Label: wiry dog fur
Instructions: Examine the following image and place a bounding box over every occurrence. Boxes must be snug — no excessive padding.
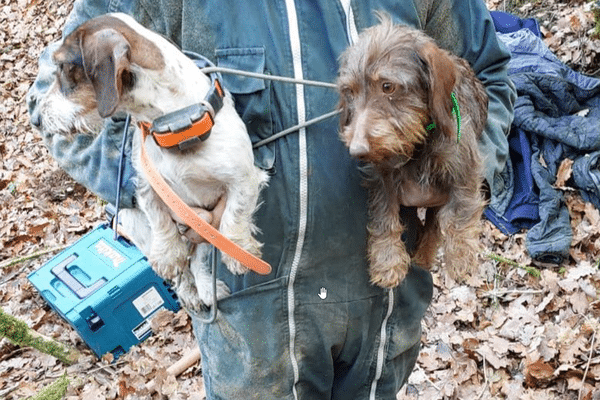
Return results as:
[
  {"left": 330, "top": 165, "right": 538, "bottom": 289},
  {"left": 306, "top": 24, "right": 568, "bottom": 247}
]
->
[
  {"left": 337, "top": 15, "right": 488, "bottom": 288},
  {"left": 31, "top": 13, "right": 268, "bottom": 309}
]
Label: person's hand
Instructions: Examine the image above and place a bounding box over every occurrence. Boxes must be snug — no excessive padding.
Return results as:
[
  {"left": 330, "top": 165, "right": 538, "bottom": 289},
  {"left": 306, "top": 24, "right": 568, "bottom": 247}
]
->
[
  {"left": 171, "top": 195, "right": 227, "bottom": 244},
  {"left": 399, "top": 179, "right": 449, "bottom": 208}
]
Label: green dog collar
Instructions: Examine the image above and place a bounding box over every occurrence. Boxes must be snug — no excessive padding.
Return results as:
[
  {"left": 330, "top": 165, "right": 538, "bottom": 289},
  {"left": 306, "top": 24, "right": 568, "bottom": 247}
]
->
[{"left": 426, "top": 92, "right": 462, "bottom": 143}]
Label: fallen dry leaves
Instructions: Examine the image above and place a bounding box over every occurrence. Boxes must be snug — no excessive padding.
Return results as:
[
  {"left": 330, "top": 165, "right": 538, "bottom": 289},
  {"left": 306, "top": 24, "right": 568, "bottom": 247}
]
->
[
  {"left": 1, "top": 0, "right": 600, "bottom": 399},
  {"left": 488, "top": 0, "right": 600, "bottom": 76}
]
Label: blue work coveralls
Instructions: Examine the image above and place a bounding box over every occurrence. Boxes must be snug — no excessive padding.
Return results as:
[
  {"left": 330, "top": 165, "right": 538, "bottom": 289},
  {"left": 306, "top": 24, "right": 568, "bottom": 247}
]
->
[{"left": 28, "top": 0, "right": 515, "bottom": 398}]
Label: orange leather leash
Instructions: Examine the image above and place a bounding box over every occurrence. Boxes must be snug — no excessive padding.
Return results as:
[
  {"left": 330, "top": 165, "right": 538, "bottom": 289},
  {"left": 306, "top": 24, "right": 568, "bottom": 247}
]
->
[{"left": 138, "top": 121, "right": 272, "bottom": 275}]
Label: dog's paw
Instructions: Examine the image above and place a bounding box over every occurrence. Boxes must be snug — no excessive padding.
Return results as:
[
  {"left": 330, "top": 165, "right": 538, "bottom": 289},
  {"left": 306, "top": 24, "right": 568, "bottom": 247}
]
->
[
  {"left": 443, "top": 243, "right": 480, "bottom": 283},
  {"left": 368, "top": 234, "right": 412, "bottom": 288},
  {"left": 149, "top": 256, "right": 185, "bottom": 281},
  {"left": 173, "top": 276, "right": 230, "bottom": 310},
  {"left": 412, "top": 245, "right": 438, "bottom": 269},
  {"left": 196, "top": 278, "right": 231, "bottom": 307},
  {"left": 440, "top": 220, "right": 483, "bottom": 282},
  {"left": 369, "top": 245, "right": 412, "bottom": 288},
  {"left": 169, "top": 269, "right": 200, "bottom": 310},
  {"left": 148, "top": 243, "right": 188, "bottom": 280},
  {"left": 176, "top": 287, "right": 204, "bottom": 311},
  {"left": 221, "top": 254, "right": 250, "bottom": 275},
  {"left": 369, "top": 260, "right": 410, "bottom": 288}
]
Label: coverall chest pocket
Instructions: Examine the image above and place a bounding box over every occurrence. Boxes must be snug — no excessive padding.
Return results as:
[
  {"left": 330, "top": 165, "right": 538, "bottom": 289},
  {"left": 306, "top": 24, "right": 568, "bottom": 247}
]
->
[{"left": 215, "top": 47, "right": 275, "bottom": 173}]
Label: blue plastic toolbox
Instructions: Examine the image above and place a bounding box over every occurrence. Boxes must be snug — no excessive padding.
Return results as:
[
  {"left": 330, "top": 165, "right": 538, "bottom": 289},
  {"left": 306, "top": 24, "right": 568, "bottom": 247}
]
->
[{"left": 28, "top": 223, "right": 180, "bottom": 360}]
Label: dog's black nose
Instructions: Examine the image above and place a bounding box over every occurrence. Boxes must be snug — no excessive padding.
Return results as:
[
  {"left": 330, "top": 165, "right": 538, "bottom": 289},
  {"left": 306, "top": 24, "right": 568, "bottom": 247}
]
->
[
  {"left": 27, "top": 92, "right": 43, "bottom": 129},
  {"left": 29, "top": 110, "right": 42, "bottom": 129}
]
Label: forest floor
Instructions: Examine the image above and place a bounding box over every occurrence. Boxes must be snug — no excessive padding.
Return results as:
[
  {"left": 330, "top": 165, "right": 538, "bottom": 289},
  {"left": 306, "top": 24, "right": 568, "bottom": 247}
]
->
[{"left": 1, "top": 0, "right": 600, "bottom": 399}]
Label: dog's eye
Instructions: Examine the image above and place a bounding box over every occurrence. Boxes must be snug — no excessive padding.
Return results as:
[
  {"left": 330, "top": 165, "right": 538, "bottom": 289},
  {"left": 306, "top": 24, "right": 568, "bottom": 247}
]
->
[
  {"left": 341, "top": 87, "right": 354, "bottom": 100},
  {"left": 381, "top": 82, "right": 396, "bottom": 95},
  {"left": 57, "top": 63, "right": 85, "bottom": 95}
]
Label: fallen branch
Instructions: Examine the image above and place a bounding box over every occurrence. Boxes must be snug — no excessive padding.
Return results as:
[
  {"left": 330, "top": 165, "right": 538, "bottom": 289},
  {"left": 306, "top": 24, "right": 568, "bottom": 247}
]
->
[
  {"left": 146, "top": 346, "right": 201, "bottom": 392},
  {"left": 476, "top": 355, "right": 489, "bottom": 400},
  {"left": 579, "top": 330, "right": 596, "bottom": 400},
  {"left": 483, "top": 289, "right": 545, "bottom": 298},
  {"left": 0, "top": 307, "right": 79, "bottom": 365},
  {"left": 0, "top": 245, "right": 68, "bottom": 270},
  {"left": 486, "top": 253, "right": 541, "bottom": 278},
  {"left": 26, "top": 373, "right": 70, "bottom": 400}
]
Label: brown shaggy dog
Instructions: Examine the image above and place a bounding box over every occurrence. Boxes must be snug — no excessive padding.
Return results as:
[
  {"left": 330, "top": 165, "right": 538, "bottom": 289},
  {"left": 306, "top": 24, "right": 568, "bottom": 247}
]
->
[{"left": 337, "top": 15, "right": 488, "bottom": 288}]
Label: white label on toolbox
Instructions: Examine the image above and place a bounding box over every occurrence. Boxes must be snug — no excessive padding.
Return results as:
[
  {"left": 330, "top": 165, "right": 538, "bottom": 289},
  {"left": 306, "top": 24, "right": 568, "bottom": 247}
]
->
[
  {"left": 132, "top": 319, "right": 152, "bottom": 340},
  {"left": 133, "top": 287, "right": 164, "bottom": 318},
  {"left": 131, "top": 307, "right": 166, "bottom": 340},
  {"left": 95, "top": 239, "right": 126, "bottom": 269}
]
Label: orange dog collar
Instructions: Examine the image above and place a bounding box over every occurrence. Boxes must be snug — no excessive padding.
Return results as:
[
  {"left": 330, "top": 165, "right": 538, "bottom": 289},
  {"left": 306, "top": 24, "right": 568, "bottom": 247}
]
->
[{"left": 146, "top": 77, "right": 224, "bottom": 150}]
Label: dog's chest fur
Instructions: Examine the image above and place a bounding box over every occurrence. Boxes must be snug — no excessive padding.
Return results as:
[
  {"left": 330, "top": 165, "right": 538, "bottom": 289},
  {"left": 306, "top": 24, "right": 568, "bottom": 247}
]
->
[{"left": 133, "top": 98, "right": 255, "bottom": 209}]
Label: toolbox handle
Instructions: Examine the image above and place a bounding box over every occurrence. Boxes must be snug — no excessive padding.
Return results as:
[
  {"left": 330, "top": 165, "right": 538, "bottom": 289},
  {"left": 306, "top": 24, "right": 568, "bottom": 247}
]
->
[{"left": 51, "top": 254, "right": 107, "bottom": 299}]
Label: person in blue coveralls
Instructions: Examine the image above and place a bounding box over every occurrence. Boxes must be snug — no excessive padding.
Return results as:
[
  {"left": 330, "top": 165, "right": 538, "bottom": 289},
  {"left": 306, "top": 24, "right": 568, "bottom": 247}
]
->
[{"left": 28, "top": 0, "right": 515, "bottom": 398}]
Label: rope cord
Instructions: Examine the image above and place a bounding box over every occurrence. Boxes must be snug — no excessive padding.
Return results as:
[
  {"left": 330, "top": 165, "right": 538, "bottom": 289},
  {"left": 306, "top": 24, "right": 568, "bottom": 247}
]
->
[
  {"left": 252, "top": 110, "right": 341, "bottom": 148},
  {"left": 114, "top": 113, "right": 131, "bottom": 240},
  {"left": 200, "top": 66, "right": 338, "bottom": 89},
  {"left": 200, "top": 66, "right": 341, "bottom": 148}
]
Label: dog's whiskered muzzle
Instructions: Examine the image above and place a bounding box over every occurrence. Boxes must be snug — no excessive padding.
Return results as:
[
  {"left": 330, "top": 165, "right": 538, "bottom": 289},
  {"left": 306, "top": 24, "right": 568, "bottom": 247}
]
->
[
  {"left": 30, "top": 110, "right": 42, "bottom": 130},
  {"left": 349, "top": 139, "right": 370, "bottom": 158},
  {"left": 28, "top": 92, "right": 43, "bottom": 130}
]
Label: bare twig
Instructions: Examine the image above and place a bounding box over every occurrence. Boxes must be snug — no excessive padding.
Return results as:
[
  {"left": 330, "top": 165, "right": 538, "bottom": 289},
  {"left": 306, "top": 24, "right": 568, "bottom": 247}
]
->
[
  {"left": 579, "top": 331, "right": 596, "bottom": 400},
  {"left": 477, "top": 356, "right": 489, "bottom": 400},
  {"left": 426, "top": 374, "right": 441, "bottom": 392},
  {"left": 85, "top": 360, "right": 128, "bottom": 376},
  {"left": 0, "top": 245, "right": 68, "bottom": 270},
  {"left": 486, "top": 253, "right": 541, "bottom": 278},
  {"left": 484, "top": 289, "right": 545, "bottom": 298}
]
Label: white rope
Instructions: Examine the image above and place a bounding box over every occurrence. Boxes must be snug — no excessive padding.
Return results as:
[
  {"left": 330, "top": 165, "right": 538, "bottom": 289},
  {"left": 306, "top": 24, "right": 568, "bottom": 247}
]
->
[
  {"left": 252, "top": 110, "right": 341, "bottom": 148},
  {"left": 200, "top": 66, "right": 338, "bottom": 89},
  {"left": 200, "top": 66, "right": 341, "bottom": 148}
]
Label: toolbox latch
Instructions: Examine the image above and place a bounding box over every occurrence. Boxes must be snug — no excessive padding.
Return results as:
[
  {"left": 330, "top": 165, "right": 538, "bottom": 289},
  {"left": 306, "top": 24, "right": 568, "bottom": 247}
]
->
[{"left": 85, "top": 310, "right": 105, "bottom": 332}]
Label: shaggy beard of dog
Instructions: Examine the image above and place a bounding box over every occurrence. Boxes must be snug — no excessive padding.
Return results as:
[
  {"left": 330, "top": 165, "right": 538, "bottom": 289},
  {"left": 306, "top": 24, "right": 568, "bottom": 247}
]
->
[{"left": 337, "top": 14, "right": 488, "bottom": 288}]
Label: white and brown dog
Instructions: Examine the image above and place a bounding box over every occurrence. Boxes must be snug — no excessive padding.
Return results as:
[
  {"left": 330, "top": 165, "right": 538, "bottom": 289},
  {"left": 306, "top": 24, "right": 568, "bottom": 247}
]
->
[{"left": 30, "top": 13, "right": 268, "bottom": 309}]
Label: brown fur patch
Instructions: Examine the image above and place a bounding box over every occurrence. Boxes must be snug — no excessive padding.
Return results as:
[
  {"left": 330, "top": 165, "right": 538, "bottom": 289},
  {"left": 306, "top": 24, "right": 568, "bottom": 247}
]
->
[{"left": 52, "top": 15, "right": 166, "bottom": 117}]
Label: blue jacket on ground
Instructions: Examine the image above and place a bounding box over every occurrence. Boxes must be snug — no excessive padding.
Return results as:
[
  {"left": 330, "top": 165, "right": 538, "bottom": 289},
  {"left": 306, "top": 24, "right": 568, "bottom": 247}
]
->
[
  {"left": 484, "top": 18, "right": 600, "bottom": 263},
  {"left": 28, "top": 1, "right": 515, "bottom": 398}
]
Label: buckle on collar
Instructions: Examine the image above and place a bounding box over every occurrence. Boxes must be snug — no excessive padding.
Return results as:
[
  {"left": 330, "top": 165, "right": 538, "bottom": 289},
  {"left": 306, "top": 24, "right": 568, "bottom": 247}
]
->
[{"left": 148, "top": 77, "right": 224, "bottom": 151}]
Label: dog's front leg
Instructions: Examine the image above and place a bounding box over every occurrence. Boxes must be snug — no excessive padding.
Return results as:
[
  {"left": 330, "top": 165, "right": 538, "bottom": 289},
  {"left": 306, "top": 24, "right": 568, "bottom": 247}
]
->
[
  {"left": 366, "top": 178, "right": 412, "bottom": 288},
  {"left": 437, "top": 185, "right": 485, "bottom": 282},
  {"left": 218, "top": 178, "right": 265, "bottom": 275},
  {"left": 188, "top": 244, "right": 231, "bottom": 307},
  {"left": 135, "top": 180, "right": 189, "bottom": 282}
]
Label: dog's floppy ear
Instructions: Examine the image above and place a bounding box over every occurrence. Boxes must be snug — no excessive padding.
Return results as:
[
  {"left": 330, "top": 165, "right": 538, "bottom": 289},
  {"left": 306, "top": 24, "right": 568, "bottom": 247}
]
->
[
  {"left": 418, "top": 42, "right": 457, "bottom": 139},
  {"left": 53, "top": 34, "right": 84, "bottom": 66},
  {"left": 79, "top": 28, "right": 131, "bottom": 118}
]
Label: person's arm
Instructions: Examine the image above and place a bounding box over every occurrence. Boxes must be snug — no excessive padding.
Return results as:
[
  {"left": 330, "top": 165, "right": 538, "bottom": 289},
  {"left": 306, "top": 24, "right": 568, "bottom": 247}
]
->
[
  {"left": 26, "top": 0, "right": 137, "bottom": 207},
  {"left": 423, "top": 0, "right": 517, "bottom": 196}
]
